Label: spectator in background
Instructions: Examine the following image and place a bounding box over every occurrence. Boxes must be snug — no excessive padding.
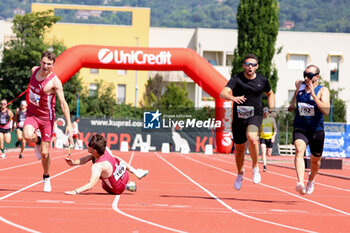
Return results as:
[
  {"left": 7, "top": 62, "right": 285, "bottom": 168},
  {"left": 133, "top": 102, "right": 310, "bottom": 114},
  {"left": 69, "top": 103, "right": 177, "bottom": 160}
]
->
[
  {"left": 259, "top": 107, "right": 277, "bottom": 171},
  {"left": 14, "top": 100, "right": 28, "bottom": 158},
  {"left": 71, "top": 118, "right": 80, "bottom": 148},
  {"left": 0, "top": 99, "right": 14, "bottom": 158}
]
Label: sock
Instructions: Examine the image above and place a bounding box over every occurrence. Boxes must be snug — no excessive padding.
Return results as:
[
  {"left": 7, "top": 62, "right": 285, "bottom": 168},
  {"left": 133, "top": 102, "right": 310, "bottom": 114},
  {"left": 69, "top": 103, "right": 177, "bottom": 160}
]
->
[
  {"left": 36, "top": 136, "right": 41, "bottom": 145},
  {"left": 43, "top": 174, "right": 50, "bottom": 179},
  {"left": 129, "top": 167, "right": 136, "bottom": 174}
]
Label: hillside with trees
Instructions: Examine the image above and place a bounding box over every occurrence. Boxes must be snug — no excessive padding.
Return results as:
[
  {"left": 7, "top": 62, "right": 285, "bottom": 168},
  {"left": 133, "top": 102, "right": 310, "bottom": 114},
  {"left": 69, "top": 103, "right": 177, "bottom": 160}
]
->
[{"left": 0, "top": 0, "right": 349, "bottom": 33}]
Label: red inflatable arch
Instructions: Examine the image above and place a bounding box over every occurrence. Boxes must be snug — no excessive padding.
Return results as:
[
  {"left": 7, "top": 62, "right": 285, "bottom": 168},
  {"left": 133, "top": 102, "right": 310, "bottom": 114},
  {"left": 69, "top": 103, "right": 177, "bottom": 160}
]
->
[{"left": 53, "top": 45, "right": 233, "bottom": 153}]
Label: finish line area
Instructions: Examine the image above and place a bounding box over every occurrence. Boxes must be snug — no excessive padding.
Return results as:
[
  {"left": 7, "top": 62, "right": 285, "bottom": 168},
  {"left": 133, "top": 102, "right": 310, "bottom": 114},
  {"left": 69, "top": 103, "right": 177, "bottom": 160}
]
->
[{"left": 1, "top": 149, "right": 349, "bottom": 233}]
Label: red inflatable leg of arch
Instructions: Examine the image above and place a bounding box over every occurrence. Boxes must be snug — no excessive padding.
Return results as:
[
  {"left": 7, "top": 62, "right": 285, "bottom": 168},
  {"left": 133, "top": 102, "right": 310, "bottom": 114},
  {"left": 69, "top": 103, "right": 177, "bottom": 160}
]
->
[{"left": 53, "top": 45, "right": 233, "bottom": 153}]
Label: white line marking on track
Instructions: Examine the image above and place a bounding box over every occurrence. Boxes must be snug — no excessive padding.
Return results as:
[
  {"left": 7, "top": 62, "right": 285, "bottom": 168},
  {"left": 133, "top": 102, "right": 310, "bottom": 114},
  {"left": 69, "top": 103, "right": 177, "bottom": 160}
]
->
[
  {"left": 36, "top": 200, "right": 75, "bottom": 204},
  {"left": 0, "top": 166, "right": 80, "bottom": 232},
  {"left": 155, "top": 152, "right": 317, "bottom": 233},
  {"left": 195, "top": 153, "right": 350, "bottom": 192},
  {"left": 128, "top": 151, "right": 135, "bottom": 164},
  {"left": 0, "top": 216, "right": 41, "bottom": 233},
  {"left": 0, "top": 151, "right": 86, "bottom": 172},
  {"left": 178, "top": 153, "right": 350, "bottom": 217},
  {"left": 112, "top": 195, "right": 187, "bottom": 233}
]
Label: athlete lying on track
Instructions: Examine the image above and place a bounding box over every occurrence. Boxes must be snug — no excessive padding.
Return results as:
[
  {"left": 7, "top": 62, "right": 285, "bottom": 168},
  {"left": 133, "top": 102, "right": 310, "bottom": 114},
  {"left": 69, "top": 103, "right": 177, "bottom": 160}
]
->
[{"left": 64, "top": 134, "right": 148, "bottom": 195}]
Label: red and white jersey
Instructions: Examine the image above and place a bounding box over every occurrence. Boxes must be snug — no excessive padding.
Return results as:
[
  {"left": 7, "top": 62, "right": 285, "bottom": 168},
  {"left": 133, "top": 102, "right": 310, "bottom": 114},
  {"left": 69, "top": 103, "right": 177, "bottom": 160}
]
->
[
  {"left": 27, "top": 68, "right": 56, "bottom": 121},
  {"left": 94, "top": 147, "right": 128, "bottom": 194},
  {"left": 0, "top": 109, "right": 11, "bottom": 129}
]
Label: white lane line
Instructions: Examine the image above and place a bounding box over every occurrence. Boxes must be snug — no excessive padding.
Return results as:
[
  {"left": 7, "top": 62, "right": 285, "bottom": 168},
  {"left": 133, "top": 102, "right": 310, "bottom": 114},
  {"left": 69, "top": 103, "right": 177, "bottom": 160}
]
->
[
  {"left": 128, "top": 151, "right": 135, "bottom": 165},
  {"left": 156, "top": 152, "right": 316, "bottom": 233},
  {"left": 178, "top": 153, "right": 350, "bottom": 216},
  {"left": 112, "top": 151, "right": 187, "bottom": 232},
  {"left": 0, "top": 166, "right": 79, "bottom": 201},
  {"left": 0, "top": 216, "right": 41, "bottom": 233},
  {"left": 112, "top": 195, "right": 187, "bottom": 233},
  {"left": 0, "top": 151, "right": 86, "bottom": 172},
  {"left": 195, "top": 153, "right": 350, "bottom": 192},
  {"left": 0, "top": 166, "right": 80, "bottom": 233}
]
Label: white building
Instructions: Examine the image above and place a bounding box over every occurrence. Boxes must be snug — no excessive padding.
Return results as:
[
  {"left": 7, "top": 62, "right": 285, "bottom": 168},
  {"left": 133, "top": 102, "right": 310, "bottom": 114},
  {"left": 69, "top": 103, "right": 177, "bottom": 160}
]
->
[
  {"left": 149, "top": 27, "right": 350, "bottom": 123},
  {"left": 1, "top": 20, "right": 349, "bottom": 122}
]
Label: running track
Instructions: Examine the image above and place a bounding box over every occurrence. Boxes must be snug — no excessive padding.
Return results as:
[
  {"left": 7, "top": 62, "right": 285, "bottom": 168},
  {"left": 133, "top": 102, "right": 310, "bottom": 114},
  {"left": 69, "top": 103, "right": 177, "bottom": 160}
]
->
[{"left": 1, "top": 149, "right": 349, "bottom": 233}]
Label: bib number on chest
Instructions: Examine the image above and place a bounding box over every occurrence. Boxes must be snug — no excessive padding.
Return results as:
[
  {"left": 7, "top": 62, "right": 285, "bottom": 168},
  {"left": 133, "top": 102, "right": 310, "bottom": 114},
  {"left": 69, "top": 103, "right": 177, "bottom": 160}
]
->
[
  {"left": 29, "top": 90, "right": 41, "bottom": 106},
  {"left": 0, "top": 115, "right": 7, "bottom": 125},
  {"left": 298, "top": 102, "right": 315, "bottom": 116},
  {"left": 237, "top": 106, "right": 254, "bottom": 119},
  {"left": 113, "top": 162, "right": 126, "bottom": 181}
]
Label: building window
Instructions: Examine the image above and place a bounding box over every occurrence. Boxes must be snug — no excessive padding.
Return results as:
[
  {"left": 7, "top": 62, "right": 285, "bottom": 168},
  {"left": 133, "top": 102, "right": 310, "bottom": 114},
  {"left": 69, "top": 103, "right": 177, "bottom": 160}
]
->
[
  {"left": 90, "top": 68, "right": 99, "bottom": 74},
  {"left": 287, "top": 54, "right": 309, "bottom": 70},
  {"left": 117, "top": 70, "right": 127, "bottom": 76},
  {"left": 89, "top": 83, "right": 98, "bottom": 96},
  {"left": 226, "top": 53, "right": 234, "bottom": 66},
  {"left": 203, "top": 51, "right": 223, "bottom": 66},
  {"left": 329, "top": 55, "right": 342, "bottom": 82},
  {"left": 117, "top": 84, "right": 126, "bottom": 104}
]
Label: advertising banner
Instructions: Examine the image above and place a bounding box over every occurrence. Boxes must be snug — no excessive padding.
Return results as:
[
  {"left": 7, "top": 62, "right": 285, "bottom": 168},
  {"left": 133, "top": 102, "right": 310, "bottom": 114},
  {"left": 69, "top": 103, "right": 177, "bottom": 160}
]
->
[
  {"left": 61, "top": 117, "right": 220, "bottom": 153},
  {"left": 322, "top": 122, "right": 350, "bottom": 158}
]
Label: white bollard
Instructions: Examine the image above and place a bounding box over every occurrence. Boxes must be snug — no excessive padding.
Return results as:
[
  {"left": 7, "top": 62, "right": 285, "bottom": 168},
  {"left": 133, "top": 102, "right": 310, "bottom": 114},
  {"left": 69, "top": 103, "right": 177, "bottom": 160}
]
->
[
  {"left": 161, "top": 143, "right": 170, "bottom": 153},
  {"left": 204, "top": 144, "right": 213, "bottom": 155},
  {"left": 180, "top": 144, "right": 190, "bottom": 154},
  {"left": 77, "top": 140, "right": 83, "bottom": 149},
  {"left": 55, "top": 139, "right": 63, "bottom": 149},
  {"left": 120, "top": 141, "right": 129, "bottom": 152},
  {"left": 140, "top": 142, "right": 149, "bottom": 153}
]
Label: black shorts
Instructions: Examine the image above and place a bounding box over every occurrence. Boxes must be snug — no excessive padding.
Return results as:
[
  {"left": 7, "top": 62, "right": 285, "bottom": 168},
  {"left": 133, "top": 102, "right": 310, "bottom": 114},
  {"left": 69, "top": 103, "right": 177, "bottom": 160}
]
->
[
  {"left": 0, "top": 128, "right": 11, "bottom": 134},
  {"left": 16, "top": 127, "right": 23, "bottom": 132},
  {"left": 233, "top": 114, "right": 263, "bottom": 144},
  {"left": 293, "top": 129, "right": 325, "bottom": 157},
  {"left": 260, "top": 138, "right": 273, "bottom": 148}
]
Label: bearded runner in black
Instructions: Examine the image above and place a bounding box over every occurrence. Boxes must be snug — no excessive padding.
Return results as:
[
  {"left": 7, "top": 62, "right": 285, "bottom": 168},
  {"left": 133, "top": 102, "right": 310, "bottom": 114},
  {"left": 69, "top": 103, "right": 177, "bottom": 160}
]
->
[{"left": 220, "top": 54, "right": 275, "bottom": 191}]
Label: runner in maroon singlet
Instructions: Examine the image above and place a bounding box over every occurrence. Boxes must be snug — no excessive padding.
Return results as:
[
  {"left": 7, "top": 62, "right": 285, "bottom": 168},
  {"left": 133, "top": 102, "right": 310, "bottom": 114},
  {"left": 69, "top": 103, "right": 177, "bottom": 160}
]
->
[{"left": 23, "top": 51, "right": 72, "bottom": 192}]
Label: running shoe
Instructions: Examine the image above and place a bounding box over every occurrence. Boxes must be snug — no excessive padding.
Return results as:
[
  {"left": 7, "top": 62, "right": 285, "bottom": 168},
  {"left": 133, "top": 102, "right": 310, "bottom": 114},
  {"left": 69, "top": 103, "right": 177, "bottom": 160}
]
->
[
  {"left": 134, "top": 169, "right": 149, "bottom": 179},
  {"left": 296, "top": 182, "right": 306, "bottom": 195},
  {"left": 19, "top": 153, "right": 23, "bottom": 159},
  {"left": 252, "top": 167, "right": 261, "bottom": 184},
  {"left": 126, "top": 181, "right": 137, "bottom": 192},
  {"left": 43, "top": 178, "right": 52, "bottom": 192},
  {"left": 1, "top": 153, "right": 6, "bottom": 158},
  {"left": 234, "top": 169, "right": 245, "bottom": 190}
]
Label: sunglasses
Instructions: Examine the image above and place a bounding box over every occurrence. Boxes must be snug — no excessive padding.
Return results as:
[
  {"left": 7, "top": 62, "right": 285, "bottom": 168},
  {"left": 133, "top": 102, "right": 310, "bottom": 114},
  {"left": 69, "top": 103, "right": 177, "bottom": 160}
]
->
[
  {"left": 303, "top": 71, "right": 319, "bottom": 79},
  {"left": 244, "top": 62, "right": 258, "bottom": 67},
  {"left": 0, "top": 103, "right": 6, "bottom": 105}
]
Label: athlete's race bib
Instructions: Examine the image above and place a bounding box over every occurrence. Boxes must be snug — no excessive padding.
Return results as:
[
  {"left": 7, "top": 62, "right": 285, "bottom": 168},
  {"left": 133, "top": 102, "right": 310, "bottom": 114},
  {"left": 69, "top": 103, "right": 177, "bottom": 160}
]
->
[
  {"left": 237, "top": 106, "right": 254, "bottom": 119},
  {"left": 18, "top": 121, "right": 24, "bottom": 128},
  {"left": 0, "top": 115, "right": 7, "bottom": 125},
  {"left": 113, "top": 161, "right": 126, "bottom": 181},
  {"left": 262, "top": 126, "right": 271, "bottom": 134},
  {"left": 298, "top": 102, "right": 315, "bottom": 116},
  {"left": 29, "top": 90, "right": 40, "bottom": 106}
]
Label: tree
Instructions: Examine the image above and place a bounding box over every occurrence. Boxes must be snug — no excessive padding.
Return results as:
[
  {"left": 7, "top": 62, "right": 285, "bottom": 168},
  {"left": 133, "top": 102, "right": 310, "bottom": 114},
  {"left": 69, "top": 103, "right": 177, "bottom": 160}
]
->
[
  {"left": 231, "top": 0, "right": 279, "bottom": 95},
  {"left": 160, "top": 82, "right": 194, "bottom": 113},
  {"left": 321, "top": 80, "right": 346, "bottom": 122},
  {"left": 0, "top": 10, "right": 60, "bottom": 101},
  {"left": 142, "top": 74, "right": 164, "bottom": 109}
]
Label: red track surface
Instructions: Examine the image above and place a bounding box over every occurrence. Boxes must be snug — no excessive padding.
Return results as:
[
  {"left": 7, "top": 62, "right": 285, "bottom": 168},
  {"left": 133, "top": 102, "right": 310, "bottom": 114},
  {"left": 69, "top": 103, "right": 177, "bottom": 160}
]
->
[{"left": 1, "top": 149, "right": 349, "bottom": 233}]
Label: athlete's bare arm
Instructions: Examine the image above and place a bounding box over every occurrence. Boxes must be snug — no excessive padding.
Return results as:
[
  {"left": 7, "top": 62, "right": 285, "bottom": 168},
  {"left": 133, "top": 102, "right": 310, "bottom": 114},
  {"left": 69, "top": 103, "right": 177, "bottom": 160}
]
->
[
  {"left": 288, "top": 80, "right": 303, "bottom": 112},
  {"left": 53, "top": 76, "right": 72, "bottom": 135},
  {"left": 65, "top": 154, "right": 94, "bottom": 166},
  {"left": 219, "top": 87, "right": 246, "bottom": 104},
  {"left": 313, "top": 86, "right": 330, "bottom": 116},
  {"left": 265, "top": 89, "right": 275, "bottom": 111},
  {"left": 64, "top": 162, "right": 104, "bottom": 195}
]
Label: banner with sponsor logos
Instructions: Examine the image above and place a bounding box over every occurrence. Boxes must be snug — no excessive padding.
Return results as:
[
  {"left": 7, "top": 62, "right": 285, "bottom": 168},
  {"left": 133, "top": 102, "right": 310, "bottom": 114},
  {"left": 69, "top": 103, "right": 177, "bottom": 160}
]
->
[
  {"left": 305, "top": 122, "right": 350, "bottom": 158},
  {"left": 57, "top": 117, "right": 223, "bottom": 153}
]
